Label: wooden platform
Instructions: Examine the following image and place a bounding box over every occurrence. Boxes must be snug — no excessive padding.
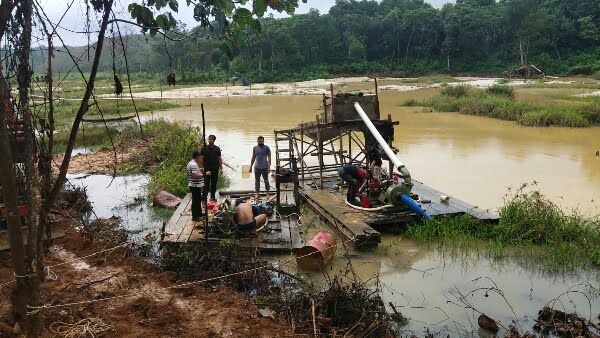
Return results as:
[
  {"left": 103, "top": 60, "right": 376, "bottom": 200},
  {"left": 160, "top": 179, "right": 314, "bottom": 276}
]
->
[
  {"left": 300, "top": 177, "right": 498, "bottom": 247},
  {"left": 0, "top": 222, "right": 66, "bottom": 251},
  {"left": 161, "top": 194, "right": 305, "bottom": 252}
]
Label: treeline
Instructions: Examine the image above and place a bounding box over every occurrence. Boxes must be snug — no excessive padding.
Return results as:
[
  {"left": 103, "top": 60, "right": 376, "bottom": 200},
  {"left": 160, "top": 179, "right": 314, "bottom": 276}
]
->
[{"left": 34, "top": 0, "right": 600, "bottom": 83}]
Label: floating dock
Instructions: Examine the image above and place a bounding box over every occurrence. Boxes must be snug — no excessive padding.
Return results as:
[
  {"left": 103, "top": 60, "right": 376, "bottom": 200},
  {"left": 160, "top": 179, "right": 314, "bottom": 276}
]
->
[
  {"left": 161, "top": 193, "right": 305, "bottom": 252},
  {"left": 162, "top": 82, "right": 499, "bottom": 251}
]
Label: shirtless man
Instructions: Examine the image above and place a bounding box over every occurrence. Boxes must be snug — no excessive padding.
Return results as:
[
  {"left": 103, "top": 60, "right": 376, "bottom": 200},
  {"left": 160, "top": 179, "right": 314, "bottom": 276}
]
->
[{"left": 234, "top": 201, "right": 268, "bottom": 234}]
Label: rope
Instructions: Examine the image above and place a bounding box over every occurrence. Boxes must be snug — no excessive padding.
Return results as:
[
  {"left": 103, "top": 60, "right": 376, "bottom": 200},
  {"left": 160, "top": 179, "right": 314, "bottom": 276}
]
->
[
  {"left": 27, "top": 236, "right": 356, "bottom": 314},
  {"left": 50, "top": 318, "right": 111, "bottom": 338},
  {"left": 0, "top": 242, "right": 131, "bottom": 287}
]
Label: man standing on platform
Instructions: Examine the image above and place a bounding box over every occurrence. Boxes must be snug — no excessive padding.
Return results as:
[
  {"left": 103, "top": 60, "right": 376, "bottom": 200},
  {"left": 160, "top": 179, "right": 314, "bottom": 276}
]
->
[
  {"left": 187, "top": 151, "right": 204, "bottom": 222},
  {"left": 249, "top": 136, "right": 271, "bottom": 200},
  {"left": 200, "top": 134, "right": 223, "bottom": 202}
]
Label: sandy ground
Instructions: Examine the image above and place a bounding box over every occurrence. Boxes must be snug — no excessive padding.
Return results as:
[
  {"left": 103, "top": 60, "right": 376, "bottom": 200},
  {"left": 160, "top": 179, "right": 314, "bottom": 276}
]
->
[
  {"left": 0, "top": 223, "right": 291, "bottom": 337},
  {"left": 97, "top": 76, "right": 551, "bottom": 100}
]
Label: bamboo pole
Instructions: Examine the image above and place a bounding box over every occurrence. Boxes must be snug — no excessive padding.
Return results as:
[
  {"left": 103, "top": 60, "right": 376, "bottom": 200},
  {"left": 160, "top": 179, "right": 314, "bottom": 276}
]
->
[{"left": 201, "top": 103, "right": 208, "bottom": 243}]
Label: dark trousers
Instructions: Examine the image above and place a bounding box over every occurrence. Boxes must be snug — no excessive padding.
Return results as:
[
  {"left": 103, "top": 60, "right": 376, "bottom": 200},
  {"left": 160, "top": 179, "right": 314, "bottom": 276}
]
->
[
  {"left": 338, "top": 167, "right": 357, "bottom": 202},
  {"left": 189, "top": 186, "right": 204, "bottom": 219},
  {"left": 203, "top": 170, "right": 219, "bottom": 200},
  {"left": 254, "top": 168, "right": 270, "bottom": 193}
]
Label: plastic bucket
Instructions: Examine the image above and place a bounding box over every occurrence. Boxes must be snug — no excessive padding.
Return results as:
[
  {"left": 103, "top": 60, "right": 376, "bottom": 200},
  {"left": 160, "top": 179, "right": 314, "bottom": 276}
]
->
[{"left": 361, "top": 196, "right": 371, "bottom": 208}]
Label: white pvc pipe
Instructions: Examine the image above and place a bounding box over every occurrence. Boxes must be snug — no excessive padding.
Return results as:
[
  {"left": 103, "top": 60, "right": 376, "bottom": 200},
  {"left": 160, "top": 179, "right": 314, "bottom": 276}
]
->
[{"left": 353, "top": 102, "right": 403, "bottom": 170}]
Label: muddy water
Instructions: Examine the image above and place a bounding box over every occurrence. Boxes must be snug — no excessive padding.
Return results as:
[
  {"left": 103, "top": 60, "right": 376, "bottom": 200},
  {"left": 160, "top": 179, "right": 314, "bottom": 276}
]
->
[
  {"left": 133, "top": 87, "right": 600, "bottom": 336},
  {"left": 279, "top": 234, "right": 600, "bottom": 337},
  {"left": 142, "top": 88, "right": 600, "bottom": 214},
  {"left": 68, "top": 174, "right": 168, "bottom": 249}
]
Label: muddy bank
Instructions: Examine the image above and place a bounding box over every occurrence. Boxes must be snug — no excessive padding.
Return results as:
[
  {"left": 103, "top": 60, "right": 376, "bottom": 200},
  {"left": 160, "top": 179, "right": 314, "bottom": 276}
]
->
[
  {"left": 54, "top": 139, "right": 149, "bottom": 175},
  {"left": 101, "top": 76, "right": 561, "bottom": 100},
  {"left": 0, "top": 220, "right": 289, "bottom": 337}
]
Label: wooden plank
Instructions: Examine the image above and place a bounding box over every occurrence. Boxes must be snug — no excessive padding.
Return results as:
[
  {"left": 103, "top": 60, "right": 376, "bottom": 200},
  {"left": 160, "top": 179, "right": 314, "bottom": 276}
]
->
[
  {"left": 163, "top": 194, "right": 192, "bottom": 242},
  {"left": 175, "top": 215, "right": 194, "bottom": 242},
  {"left": 302, "top": 189, "right": 380, "bottom": 244},
  {"left": 0, "top": 222, "right": 65, "bottom": 251}
]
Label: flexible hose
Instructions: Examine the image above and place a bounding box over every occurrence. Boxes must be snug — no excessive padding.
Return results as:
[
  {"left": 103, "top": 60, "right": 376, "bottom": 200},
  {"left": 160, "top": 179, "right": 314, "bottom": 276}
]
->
[{"left": 344, "top": 199, "right": 393, "bottom": 212}]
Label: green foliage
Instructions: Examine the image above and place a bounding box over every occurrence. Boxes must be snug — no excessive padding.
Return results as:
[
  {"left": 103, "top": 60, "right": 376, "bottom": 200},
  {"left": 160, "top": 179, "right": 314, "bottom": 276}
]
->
[
  {"left": 441, "top": 85, "right": 470, "bottom": 98},
  {"left": 53, "top": 126, "right": 119, "bottom": 153},
  {"left": 116, "top": 120, "right": 230, "bottom": 198},
  {"left": 406, "top": 189, "right": 600, "bottom": 269},
  {"left": 419, "top": 87, "right": 600, "bottom": 127},
  {"left": 485, "top": 85, "right": 515, "bottom": 99}
]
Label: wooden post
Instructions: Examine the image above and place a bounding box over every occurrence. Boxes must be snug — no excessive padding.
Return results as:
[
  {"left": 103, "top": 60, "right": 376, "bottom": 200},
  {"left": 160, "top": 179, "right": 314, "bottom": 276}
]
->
[
  {"left": 339, "top": 128, "right": 344, "bottom": 164},
  {"left": 330, "top": 83, "right": 334, "bottom": 123},
  {"left": 317, "top": 117, "right": 323, "bottom": 189},
  {"left": 388, "top": 114, "right": 393, "bottom": 175},
  {"left": 348, "top": 132, "right": 352, "bottom": 165},
  {"left": 374, "top": 78, "right": 380, "bottom": 118},
  {"left": 300, "top": 127, "right": 304, "bottom": 183},
  {"left": 201, "top": 103, "right": 209, "bottom": 243}
]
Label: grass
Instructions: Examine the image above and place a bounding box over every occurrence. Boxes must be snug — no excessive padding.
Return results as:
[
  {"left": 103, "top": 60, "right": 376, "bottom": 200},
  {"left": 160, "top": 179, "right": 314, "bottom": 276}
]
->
[
  {"left": 51, "top": 98, "right": 179, "bottom": 131},
  {"left": 402, "top": 85, "right": 600, "bottom": 127},
  {"left": 116, "top": 120, "right": 230, "bottom": 198},
  {"left": 405, "top": 187, "right": 600, "bottom": 270}
]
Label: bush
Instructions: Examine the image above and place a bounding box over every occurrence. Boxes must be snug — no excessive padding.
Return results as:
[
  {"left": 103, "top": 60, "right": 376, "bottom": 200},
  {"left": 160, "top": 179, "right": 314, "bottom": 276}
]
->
[
  {"left": 518, "top": 108, "right": 589, "bottom": 127},
  {"left": 441, "top": 85, "right": 470, "bottom": 98},
  {"left": 485, "top": 84, "right": 515, "bottom": 99}
]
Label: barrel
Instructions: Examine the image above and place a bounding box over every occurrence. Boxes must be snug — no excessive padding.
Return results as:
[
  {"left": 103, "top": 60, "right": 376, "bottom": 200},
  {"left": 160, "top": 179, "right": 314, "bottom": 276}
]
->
[{"left": 296, "top": 230, "right": 337, "bottom": 271}]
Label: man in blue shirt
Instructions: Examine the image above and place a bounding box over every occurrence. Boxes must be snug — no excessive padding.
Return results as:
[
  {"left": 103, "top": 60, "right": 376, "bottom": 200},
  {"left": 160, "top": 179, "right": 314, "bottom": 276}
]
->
[{"left": 249, "top": 136, "right": 271, "bottom": 200}]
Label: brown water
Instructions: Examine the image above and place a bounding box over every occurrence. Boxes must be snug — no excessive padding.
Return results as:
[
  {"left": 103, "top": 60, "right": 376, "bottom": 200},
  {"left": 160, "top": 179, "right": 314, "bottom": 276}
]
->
[
  {"left": 142, "top": 88, "right": 600, "bottom": 215},
  {"left": 134, "top": 87, "right": 600, "bottom": 336}
]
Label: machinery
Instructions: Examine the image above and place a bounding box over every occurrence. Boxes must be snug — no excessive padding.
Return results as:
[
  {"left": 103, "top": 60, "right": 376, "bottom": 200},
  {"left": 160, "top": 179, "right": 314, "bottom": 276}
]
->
[
  {"left": 210, "top": 197, "right": 275, "bottom": 236},
  {"left": 352, "top": 103, "right": 432, "bottom": 220}
]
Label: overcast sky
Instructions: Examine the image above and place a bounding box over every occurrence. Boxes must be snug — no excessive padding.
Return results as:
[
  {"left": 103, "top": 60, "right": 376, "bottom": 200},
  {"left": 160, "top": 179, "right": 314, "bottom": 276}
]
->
[{"left": 36, "top": 0, "right": 454, "bottom": 46}]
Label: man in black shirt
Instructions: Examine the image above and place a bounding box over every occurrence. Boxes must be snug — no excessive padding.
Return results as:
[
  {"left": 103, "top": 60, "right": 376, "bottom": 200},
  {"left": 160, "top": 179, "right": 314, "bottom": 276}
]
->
[{"left": 200, "top": 134, "right": 223, "bottom": 202}]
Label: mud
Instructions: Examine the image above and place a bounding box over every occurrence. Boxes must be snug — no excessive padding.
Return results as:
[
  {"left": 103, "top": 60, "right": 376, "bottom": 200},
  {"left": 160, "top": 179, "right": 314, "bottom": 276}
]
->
[
  {"left": 0, "top": 221, "right": 290, "bottom": 337},
  {"left": 54, "top": 139, "right": 148, "bottom": 175}
]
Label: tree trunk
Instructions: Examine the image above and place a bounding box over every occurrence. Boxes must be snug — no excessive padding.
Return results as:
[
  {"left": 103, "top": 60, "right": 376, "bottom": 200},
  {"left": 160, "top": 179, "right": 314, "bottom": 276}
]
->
[
  {"left": 0, "top": 79, "right": 28, "bottom": 329},
  {"left": 519, "top": 40, "right": 525, "bottom": 66},
  {"left": 405, "top": 30, "right": 414, "bottom": 64},
  {"left": 553, "top": 42, "right": 562, "bottom": 62},
  {"left": 15, "top": 2, "right": 42, "bottom": 335}
]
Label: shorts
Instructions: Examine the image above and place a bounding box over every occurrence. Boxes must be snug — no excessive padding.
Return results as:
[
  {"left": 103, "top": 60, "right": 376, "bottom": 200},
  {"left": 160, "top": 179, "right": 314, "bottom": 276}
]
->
[{"left": 237, "top": 219, "right": 257, "bottom": 231}]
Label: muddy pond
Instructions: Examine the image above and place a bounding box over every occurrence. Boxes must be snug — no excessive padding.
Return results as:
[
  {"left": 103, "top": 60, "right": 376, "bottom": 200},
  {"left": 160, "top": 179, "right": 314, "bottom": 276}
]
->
[{"left": 79, "top": 81, "right": 600, "bottom": 336}]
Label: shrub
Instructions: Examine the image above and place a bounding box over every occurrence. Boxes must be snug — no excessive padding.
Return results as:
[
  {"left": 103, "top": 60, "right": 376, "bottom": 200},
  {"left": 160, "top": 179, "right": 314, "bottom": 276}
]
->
[
  {"left": 518, "top": 108, "right": 589, "bottom": 127},
  {"left": 441, "top": 85, "right": 470, "bottom": 98},
  {"left": 485, "top": 84, "right": 515, "bottom": 99}
]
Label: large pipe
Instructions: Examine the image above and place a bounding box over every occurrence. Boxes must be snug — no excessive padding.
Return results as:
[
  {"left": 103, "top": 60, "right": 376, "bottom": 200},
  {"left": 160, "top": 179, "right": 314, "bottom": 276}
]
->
[
  {"left": 353, "top": 102, "right": 412, "bottom": 189},
  {"left": 354, "top": 102, "right": 431, "bottom": 220}
]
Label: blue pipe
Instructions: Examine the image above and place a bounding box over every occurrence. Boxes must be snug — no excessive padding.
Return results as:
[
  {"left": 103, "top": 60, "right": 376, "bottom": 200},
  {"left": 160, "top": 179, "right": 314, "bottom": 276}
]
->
[{"left": 399, "top": 194, "right": 432, "bottom": 221}]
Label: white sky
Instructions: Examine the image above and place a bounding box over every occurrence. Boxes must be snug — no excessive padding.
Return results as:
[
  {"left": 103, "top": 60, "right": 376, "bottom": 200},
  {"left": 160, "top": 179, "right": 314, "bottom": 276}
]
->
[{"left": 36, "top": 0, "right": 454, "bottom": 46}]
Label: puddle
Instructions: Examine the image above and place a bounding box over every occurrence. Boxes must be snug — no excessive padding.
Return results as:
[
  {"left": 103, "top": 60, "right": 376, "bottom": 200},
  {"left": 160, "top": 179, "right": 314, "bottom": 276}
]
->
[{"left": 68, "top": 174, "right": 170, "bottom": 250}]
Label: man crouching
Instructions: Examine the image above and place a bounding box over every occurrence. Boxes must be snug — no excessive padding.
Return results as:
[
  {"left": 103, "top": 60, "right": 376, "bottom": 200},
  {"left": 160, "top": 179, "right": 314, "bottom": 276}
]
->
[{"left": 234, "top": 201, "right": 267, "bottom": 236}]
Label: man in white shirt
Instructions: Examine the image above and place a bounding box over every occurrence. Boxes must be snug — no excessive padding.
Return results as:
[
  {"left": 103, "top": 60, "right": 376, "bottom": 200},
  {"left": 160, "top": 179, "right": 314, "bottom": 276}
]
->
[{"left": 187, "top": 151, "right": 205, "bottom": 221}]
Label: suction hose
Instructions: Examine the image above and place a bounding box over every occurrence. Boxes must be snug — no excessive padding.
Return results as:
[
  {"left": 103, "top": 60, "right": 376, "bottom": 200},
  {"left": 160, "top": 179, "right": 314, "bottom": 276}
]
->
[{"left": 353, "top": 102, "right": 432, "bottom": 221}]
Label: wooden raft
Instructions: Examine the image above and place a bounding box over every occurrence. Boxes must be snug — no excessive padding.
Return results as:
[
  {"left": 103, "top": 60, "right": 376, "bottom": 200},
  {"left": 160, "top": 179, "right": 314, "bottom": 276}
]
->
[
  {"left": 162, "top": 194, "right": 305, "bottom": 252},
  {"left": 301, "top": 189, "right": 381, "bottom": 247},
  {"left": 300, "top": 178, "right": 498, "bottom": 246}
]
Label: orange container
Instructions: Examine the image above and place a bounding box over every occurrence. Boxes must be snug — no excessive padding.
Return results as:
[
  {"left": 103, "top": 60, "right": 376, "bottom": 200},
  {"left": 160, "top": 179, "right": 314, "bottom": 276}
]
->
[{"left": 296, "top": 230, "right": 337, "bottom": 271}]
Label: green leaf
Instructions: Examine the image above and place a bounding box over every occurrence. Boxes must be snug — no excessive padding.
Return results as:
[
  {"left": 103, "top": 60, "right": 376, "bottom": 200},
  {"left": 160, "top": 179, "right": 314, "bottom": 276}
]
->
[
  {"left": 233, "top": 8, "right": 253, "bottom": 27},
  {"left": 156, "top": 14, "right": 166, "bottom": 28},
  {"left": 253, "top": 0, "right": 268, "bottom": 16},
  {"left": 168, "top": 0, "right": 178, "bottom": 12}
]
